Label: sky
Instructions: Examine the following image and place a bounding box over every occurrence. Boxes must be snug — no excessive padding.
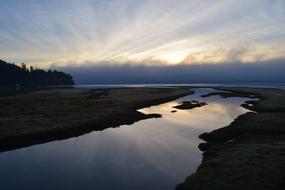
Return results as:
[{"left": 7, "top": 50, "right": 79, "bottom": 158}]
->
[{"left": 1, "top": 0, "right": 285, "bottom": 83}]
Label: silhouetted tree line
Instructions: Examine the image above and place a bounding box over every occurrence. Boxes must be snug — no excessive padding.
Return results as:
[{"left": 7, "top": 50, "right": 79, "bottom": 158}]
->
[{"left": 0, "top": 59, "right": 74, "bottom": 87}]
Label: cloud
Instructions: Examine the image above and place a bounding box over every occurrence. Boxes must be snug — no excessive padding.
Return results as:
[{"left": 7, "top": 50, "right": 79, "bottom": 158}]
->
[
  {"left": 55, "top": 59, "right": 285, "bottom": 84},
  {"left": 0, "top": 0, "right": 285, "bottom": 65},
  {"left": 182, "top": 46, "right": 255, "bottom": 64}
]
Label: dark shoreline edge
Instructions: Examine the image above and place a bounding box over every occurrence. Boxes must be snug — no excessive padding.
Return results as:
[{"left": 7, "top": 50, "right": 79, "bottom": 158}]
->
[
  {"left": 0, "top": 88, "right": 193, "bottom": 153},
  {"left": 176, "top": 87, "right": 285, "bottom": 190}
]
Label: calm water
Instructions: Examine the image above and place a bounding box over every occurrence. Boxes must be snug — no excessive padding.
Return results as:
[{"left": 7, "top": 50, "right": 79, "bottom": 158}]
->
[{"left": 0, "top": 89, "right": 252, "bottom": 190}]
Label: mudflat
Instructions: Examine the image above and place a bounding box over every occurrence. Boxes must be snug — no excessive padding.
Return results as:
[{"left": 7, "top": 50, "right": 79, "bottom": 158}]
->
[
  {"left": 0, "top": 87, "right": 192, "bottom": 152},
  {"left": 177, "top": 87, "right": 285, "bottom": 190}
]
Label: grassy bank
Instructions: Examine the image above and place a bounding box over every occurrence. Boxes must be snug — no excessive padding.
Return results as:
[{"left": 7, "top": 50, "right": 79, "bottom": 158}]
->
[
  {"left": 173, "top": 100, "right": 207, "bottom": 110},
  {"left": 177, "top": 87, "right": 285, "bottom": 190},
  {"left": 0, "top": 87, "right": 192, "bottom": 152}
]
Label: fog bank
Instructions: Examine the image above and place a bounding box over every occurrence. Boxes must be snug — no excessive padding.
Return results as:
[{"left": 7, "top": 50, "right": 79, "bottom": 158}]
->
[{"left": 55, "top": 59, "right": 285, "bottom": 84}]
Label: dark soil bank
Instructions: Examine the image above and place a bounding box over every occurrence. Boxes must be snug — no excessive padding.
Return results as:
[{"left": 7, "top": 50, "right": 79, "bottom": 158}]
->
[{"left": 177, "top": 87, "right": 285, "bottom": 190}]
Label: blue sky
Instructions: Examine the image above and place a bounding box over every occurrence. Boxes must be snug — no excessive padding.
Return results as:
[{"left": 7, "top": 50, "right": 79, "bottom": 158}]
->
[{"left": 0, "top": 0, "right": 285, "bottom": 68}]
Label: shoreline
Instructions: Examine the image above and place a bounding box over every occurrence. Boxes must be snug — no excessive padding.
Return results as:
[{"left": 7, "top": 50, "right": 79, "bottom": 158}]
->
[
  {"left": 0, "top": 87, "right": 193, "bottom": 153},
  {"left": 176, "top": 87, "right": 285, "bottom": 190}
]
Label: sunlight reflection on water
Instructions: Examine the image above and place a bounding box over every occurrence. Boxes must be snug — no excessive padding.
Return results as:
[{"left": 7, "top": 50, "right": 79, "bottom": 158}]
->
[{"left": 0, "top": 88, "right": 251, "bottom": 190}]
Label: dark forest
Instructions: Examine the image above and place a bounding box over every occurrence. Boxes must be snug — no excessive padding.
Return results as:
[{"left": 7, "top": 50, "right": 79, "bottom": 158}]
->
[{"left": 0, "top": 59, "right": 74, "bottom": 88}]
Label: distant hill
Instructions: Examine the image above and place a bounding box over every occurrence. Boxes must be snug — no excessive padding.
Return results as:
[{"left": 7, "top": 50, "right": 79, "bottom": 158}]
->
[{"left": 0, "top": 59, "right": 74, "bottom": 88}]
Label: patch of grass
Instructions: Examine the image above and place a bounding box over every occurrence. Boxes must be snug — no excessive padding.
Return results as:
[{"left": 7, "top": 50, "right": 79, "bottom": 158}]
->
[
  {"left": 174, "top": 100, "right": 207, "bottom": 110},
  {"left": 0, "top": 87, "right": 192, "bottom": 152}
]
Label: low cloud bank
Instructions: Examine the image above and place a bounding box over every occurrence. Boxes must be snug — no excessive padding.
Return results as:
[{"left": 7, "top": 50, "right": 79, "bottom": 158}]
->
[{"left": 55, "top": 59, "right": 285, "bottom": 84}]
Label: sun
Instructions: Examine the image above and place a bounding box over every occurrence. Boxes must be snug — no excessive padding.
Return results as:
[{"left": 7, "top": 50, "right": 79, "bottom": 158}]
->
[{"left": 158, "top": 51, "right": 190, "bottom": 64}]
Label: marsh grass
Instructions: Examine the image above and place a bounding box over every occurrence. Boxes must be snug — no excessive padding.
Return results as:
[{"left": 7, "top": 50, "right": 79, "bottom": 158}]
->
[
  {"left": 0, "top": 87, "right": 192, "bottom": 152},
  {"left": 177, "top": 87, "right": 285, "bottom": 190}
]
